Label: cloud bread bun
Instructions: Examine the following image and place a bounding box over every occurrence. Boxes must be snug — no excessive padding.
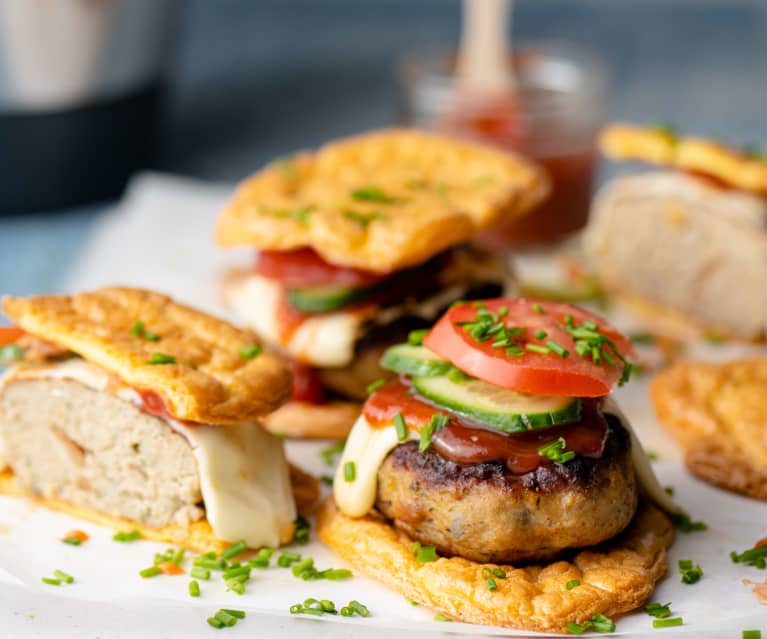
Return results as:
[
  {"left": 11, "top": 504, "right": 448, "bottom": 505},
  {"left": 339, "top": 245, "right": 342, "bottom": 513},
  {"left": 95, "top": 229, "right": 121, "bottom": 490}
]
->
[
  {"left": 652, "top": 358, "right": 767, "bottom": 500},
  {"left": 0, "top": 465, "right": 319, "bottom": 553},
  {"left": 215, "top": 128, "right": 549, "bottom": 273},
  {"left": 317, "top": 498, "right": 673, "bottom": 633},
  {"left": 2, "top": 287, "right": 292, "bottom": 425},
  {"left": 600, "top": 122, "right": 767, "bottom": 195}
]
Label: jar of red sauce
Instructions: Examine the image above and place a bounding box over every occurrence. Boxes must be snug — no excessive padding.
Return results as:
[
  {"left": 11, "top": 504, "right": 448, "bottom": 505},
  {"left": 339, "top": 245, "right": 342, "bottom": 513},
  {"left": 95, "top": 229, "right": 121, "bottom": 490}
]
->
[{"left": 398, "top": 44, "right": 607, "bottom": 248}]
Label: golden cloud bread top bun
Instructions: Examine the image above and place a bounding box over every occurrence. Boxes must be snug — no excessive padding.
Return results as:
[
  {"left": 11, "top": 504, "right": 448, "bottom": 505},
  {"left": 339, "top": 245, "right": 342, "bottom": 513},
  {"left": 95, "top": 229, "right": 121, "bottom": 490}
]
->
[
  {"left": 215, "top": 128, "right": 549, "bottom": 273},
  {"left": 600, "top": 123, "right": 767, "bottom": 195},
  {"left": 2, "top": 287, "right": 292, "bottom": 425}
]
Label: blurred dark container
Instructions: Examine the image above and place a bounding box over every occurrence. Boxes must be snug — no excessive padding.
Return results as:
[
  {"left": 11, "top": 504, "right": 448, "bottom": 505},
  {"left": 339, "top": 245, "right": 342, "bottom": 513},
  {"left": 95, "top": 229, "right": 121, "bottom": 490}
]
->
[{"left": 0, "top": 0, "right": 177, "bottom": 215}]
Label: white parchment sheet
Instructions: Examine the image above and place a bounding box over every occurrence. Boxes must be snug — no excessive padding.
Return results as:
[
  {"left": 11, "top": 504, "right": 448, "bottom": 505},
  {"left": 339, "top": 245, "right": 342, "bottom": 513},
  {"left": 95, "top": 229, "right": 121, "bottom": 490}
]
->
[{"left": 0, "top": 173, "right": 764, "bottom": 638}]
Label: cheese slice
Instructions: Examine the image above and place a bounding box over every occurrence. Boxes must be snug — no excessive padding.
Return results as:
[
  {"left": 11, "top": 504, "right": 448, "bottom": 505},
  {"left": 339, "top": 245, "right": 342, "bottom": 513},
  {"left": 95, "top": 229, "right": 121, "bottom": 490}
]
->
[
  {"left": 0, "top": 360, "right": 296, "bottom": 547},
  {"left": 333, "top": 399, "right": 680, "bottom": 519}
]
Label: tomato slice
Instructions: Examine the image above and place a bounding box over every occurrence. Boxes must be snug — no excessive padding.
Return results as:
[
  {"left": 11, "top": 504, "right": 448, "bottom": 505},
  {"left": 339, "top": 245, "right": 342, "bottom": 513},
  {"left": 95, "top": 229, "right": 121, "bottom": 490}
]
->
[
  {"left": 0, "top": 326, "right": 24, "bottom": 346},
  {"left": 423, "top": 299, "right": 633, "bottom": 397},
  {"left": 254, "top": 249, "right": 387, "bottom": 288}
]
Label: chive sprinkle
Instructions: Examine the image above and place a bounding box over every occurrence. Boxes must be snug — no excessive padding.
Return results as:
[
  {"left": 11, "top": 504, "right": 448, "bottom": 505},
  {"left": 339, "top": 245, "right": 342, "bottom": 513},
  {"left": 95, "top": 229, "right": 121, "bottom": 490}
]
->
[
  {"left": 53, "top": 569, "right": 74, "bottom": 584},
  {"left": 293, "top": 515, "right": 310, "bottom": 545},
  {"left": 653, "top": 617, "right": 683, "bottom": 628},
  {"left": 546, "top": 340, "right": 569, "bottom": 358},
  {"left": 531, "top": 303, "right": 544, "bottom": 314},
  {"left": 566, "top": 579, "right": 580, "bottom": 590},
  {"left": 419, "top": 414, "right": 449, "bottom": 452},
  {"left": 343, "top": 209, "right": 385, "bottom": 227},
  {"left": 366, "top": 378, "right": 387, "bottom": 394},
  {"left": 214, "top": 611, "right": 238, "bottom": 627},
  {"left": 644, "top": 602, "right": 672, "bottom": 618},
  {"left": 207, "top": 617, "right": 224, "bottom": 629},
  {"left": 351, "top": 186, "right": 397, "bottom": 204},
  {"left": 678, "top": 559, "right": 703, "bottom": 584},
  {"left": 320, "top": 441, "right": 345, "bottom": 466},
  {"left": 221, "top": 540, "right": 247, "bottom": 560},
  {"left": 193, "top": 556, "right": 226, "bottom": 570},
  {"left": 223, "top": 565, "right": 251, "bottom": 580},
  {"left": 434, "top": 614, "right": 452, "bottom": 622},
  {"left": 320, "top": 475, "right": 333, "bottom": 486},
  {"left": 140, "top": 566, "right": 161, "bottom": 578},
  {"left": 411, "top": 541, "right": 437, "bottom": 563},
  {"left": 671, "top": 512, "right": 707, "bottom": 533},
  {"left": 393, "top": 412, "right": 408, "bottom": 441},
  {"left": 534, "top": 329, "right": 547, "bottom": 340},
  {"left": 730, "top": 545, "right": 767, "bottom": 568},
  {"left": 147, "top": 352, "right": 176, "bottom": 365},
  {"left": 408, "top": 328, "right": 430, "bottom": 345},
  {"left": 41, "top": 577, "right": 61, "bottom": 586},
  {"left": 61, "top": 537, "right": 82, "bottom": 546},
  {"left": 566, "top": 613, "right": 615, "bottom": 634},
  {"left": 239, "top": 344, "right": 262, "bottom": 360},
  {"left": 538, "top": 437, "right": 576, "bottom": 464},
  {"left": 113, "top": 529, "right": 141, "bottom": 542},
  {"left": 743, "top": 631, "right": 762, "bottom": 639},
  {"left": 277, "top": 551, "right": 301, "bottom": 567},
  {"left": 221, "top": 609, "right": 246, "bottom": 619},
  {"left": 250, "top": 547, "right": 275, "bottom": 568},
  {"left": 343, "top": 461, "right": 356, "bottom": 482},
  {"left": 190, "top": 566, "right": 210, "bottom": 580},
  {"left": 189, "top": 580, "right": 200, "bottom": 597},
  {"left": 525, "top": 343, "right": 550, "bottom": 355}
]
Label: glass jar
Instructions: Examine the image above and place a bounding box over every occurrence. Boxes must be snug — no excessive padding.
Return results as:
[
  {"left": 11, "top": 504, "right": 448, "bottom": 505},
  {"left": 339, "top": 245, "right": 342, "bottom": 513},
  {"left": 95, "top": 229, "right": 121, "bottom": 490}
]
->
[{"left": 398, "top": 43, "right": 608, "bottom": 248}]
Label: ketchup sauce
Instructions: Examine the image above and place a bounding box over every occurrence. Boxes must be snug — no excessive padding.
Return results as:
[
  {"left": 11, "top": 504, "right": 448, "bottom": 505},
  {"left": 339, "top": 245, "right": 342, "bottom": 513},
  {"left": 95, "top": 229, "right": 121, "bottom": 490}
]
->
[{"left": 363, "top": 379, "right": 607, "bottom": 475}]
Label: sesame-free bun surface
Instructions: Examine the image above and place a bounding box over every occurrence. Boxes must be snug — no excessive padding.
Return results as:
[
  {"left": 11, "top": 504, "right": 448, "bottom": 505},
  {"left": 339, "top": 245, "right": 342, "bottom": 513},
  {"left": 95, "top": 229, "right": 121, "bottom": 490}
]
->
[
  {"left": 216, "top": 128, "right": 549, "bottom": 272},
  {"left": 2, "top": 288, "right": 291, "bottom": 425},
  {"left": 317, "top": 498, "right": 673, "bottom": 633},
  {"left": 652, "top": 358, "right": 767, "bottom": 500},
  {"left": 600, "top": 123, "right": 767, "bottom": 194}
]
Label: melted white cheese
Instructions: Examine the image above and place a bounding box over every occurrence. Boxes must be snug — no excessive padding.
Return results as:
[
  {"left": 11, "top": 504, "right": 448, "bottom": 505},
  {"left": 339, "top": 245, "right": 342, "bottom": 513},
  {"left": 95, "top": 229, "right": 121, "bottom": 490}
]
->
[
  {"left": 333, "top": 400, "right": 680, "bottom": 519},
  {"left": 1, "top": 360, "right": 296, "bottom": 547}
]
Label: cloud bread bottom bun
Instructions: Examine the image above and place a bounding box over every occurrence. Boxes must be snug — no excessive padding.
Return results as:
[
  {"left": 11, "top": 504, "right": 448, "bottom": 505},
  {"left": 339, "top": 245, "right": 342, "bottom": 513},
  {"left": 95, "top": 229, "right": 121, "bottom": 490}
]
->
[
  {"left": 322, "top": 397, "right": 675, "bottom": 632},
  {"left": 0, "top": 362, "right": 318, "bottom": 550}
]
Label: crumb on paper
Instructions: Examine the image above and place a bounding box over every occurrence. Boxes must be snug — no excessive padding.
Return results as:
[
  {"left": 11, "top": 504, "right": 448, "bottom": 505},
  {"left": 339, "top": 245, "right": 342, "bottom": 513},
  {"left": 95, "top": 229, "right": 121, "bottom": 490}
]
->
[{"left": 742, "top": 578, "right": 767, "bottom": 605}]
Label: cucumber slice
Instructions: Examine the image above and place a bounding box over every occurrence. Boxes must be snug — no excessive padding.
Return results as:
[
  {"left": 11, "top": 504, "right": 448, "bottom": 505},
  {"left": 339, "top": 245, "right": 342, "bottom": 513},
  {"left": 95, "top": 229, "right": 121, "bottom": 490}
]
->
[
  {"left": 380, "top": 344, "right": 453, "bottom": 377},
  {"left": 412, "top": 375, "right": 581, "bottom": 433},
  {"left": 287, "top": 285, "right": 366, "bottom": 313}
]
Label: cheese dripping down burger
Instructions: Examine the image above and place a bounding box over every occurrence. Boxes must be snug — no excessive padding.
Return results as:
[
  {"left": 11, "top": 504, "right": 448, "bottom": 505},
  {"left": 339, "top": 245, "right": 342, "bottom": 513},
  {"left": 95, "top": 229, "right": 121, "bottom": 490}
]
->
[
  {"left": 320, "top": 298, "right": 678, "bottom": 631},
  {"left": 215, "top": 129, "right": 550, "bottom": 439}
]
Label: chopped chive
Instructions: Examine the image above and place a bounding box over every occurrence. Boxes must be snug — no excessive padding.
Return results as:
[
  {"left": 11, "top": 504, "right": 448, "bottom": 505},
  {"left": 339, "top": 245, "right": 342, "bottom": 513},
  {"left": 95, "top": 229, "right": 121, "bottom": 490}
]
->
[
  {"left": 340, "top": 607, "right": 353, "bottom": 617},
  {"left": 546, "top": 340, "right": 569, "bottom": 358},
  {"left": 647, "top": 451, "right": 658, "bottom": 461},
  {"left": 343, "top": 461, "right": 356, "bottom": 482},
  {"left": 393, "top": 412, "right": 408, "bottom": 442},
  {"left": 277, "top": 551, "right": 301, "bottom": 567},
  {"left": 320, "top": 475, "right": 333, "bottom": 486},
  {"left": 223, "top": 565, "right": 251, "bottom": 580},
  {"left": 321, "top": 568, "right": 353, "bottom": 580},
  {"left": 678, "top": 559, "right": 703, "bottom": 584},
  {"left": 531, "top": 303, "right": 544, "bottom": 314},
  {"left": 289, "top": 604, "right": 303, "bottom": 614},
  {"left": 664, "top": 486, "right": 675, "bottom": 496},
  {"left": 207, "top": 617, "right": 225, "bottom": 629},
  {"left": 525, "top": 343, "right": 550, "bottom": 355},
  {"left": 140, "top": 566, "right": 161, "bottom": 578},
  {"left": 730, "top": 545, "right": 767, "bottom": 568},
  {"left": 147, "top": 352, "right": 175, "bottom": 365},
  {"left": 348, "top": 600, "right": 369, "bottom": 617},
  {"left": 190, "top": 566, "right": 210, "bottom": 580},
  {"left": 193, "top": 557, "right": 226, "bottom": 570},
  {"left": 250, "top": 547, "right": 275, "bottom": 568},
  {"left": 506, "top": 345, "right": 525, "bottom": 357},
  {"left": 214, "top": 611, "right": 238, "bottom": 627},
  {"left": 743, "top": 631, "right": 762, "bottom": 639},
  {"left": 320, "top": 441, "right": 345, "bottom": 466},
  {"left": 434, "top": 613, "right": 452, "bottom": 622},
  {"left": 644, "top": 602, "right": 672, "bottom": 618},
  {"left": 566, "top": 579, "right": 580, "bottom": 590},
  {"left": 113, "top": 529, "right": 141, "bottom": 542},
  {"left": 53, "top": 569, "right": 74, "bottom": 584},
  {"left": 671, "top": 513, "right": 707, "bottom": 533},
  {"left": 538, "top": 437, "right": 576, "bottom": 464},
  {"left": 225, "top": 579, "right": 246, "bottom": 595},
  {"left": 351, "top": 186, "right": 397, "bottom": 204},
  {"left": 418, "top": 414, "right": 449, "bottom": 452},
  {"left": 447, "top": 366, "right": 469, "bottom": 383},
  {"left": 220, "top": 609, "right": 246, "bottom": 619},
  {"left": 239, "top": 344, "right": 262, "bottom": 360},
  {"left": 485, "top": 577, "right": 497, "bottom": 591},
  {"left": 189, "top": 580, "right": 200, "bottom": 597},
  {"left": 293, "top": 515, "right": 310, "bottom": 545},
  {"left": 221, "top": 540, "right": 247, "bottom": 560},
  {"left": 366, "top": 378, "right": 387, "bottom": 394},
  {"left": 534, "top": 329, "right": 547, "bottom": 340},
  {"left": 41, "top": 577, "right": 61, "bottom": 586},
  {"left": 412, "top": 542, "right": 437, "bottom": 563},
  {"left": 61, "top": 538, "right": 82, "bottom": 546},
  {"left": 653, "top": 617, "right": 683, "bottom": 628},
  {"left": 407, "top": 328, "right": 430, "bottom": 345},
  {"left": 291, "top": 557, "right": 315, "bottom": 577},
  {"left": 343, "top": 209, "right": 385, "bottom": 228},
  {"left": 498, "top": 306, "right": 509, "bottom": 317}
]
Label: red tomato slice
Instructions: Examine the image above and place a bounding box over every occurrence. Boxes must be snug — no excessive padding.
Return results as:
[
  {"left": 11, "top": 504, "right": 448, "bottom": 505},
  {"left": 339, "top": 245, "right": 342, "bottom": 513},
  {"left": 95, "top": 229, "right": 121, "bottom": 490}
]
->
[
  {"left": 423, "top": 299, "right": 633, "bottom": 397},
  {"left": 0, "top": 326, "right": 24, "bottom": 346},
  {"left": 254, "top": 249, "right": 387, "bottom": 288}
]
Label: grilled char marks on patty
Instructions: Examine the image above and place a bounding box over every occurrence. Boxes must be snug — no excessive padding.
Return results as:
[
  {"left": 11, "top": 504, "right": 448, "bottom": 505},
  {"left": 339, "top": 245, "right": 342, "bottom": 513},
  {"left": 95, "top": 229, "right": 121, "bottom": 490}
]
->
[{"left": 375, "top": 415, "right": 637, "bottom": 563}]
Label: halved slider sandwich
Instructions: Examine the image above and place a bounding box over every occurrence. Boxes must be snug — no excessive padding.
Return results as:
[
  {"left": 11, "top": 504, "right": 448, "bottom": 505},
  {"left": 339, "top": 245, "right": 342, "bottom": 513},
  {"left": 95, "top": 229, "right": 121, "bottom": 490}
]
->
[
  {"left": 215, "top": 128, "right": 549, "bottom": 439},
  {"left": 0, "top": 287, "right": 317, "bottom": 553},
  {"left": 319, "top": 298, "right": 678, "bottom": 632},
  {"left": 586, "top": 122, "right": 767, "bottom": 340}
]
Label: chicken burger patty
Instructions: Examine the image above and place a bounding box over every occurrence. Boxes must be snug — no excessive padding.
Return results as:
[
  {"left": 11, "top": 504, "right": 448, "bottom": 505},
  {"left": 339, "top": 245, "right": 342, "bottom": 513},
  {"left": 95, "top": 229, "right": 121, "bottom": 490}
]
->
[{"left": 375, "top": 415, "right": 637, "bottom": 563}]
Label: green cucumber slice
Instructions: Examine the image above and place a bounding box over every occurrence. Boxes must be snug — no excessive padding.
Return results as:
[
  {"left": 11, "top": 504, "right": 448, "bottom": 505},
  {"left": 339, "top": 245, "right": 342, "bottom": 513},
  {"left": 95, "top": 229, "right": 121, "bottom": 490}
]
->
[
  {"left": 412, "top": 375, "right": 581, "bottom": 433},
  {"left": 287, "top": 285, "right": 366, "bottom": 313},
  {"left": 380, "top": 344, "right": 452, "bottom": 377}
]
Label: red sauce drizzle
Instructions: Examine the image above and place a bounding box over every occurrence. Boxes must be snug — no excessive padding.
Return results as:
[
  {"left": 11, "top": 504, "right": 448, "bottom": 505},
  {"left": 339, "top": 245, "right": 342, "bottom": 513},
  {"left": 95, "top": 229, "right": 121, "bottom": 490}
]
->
[
  {"left": 291, "top": 362, "right": 326, "bottom": 404},
  {"left": 363, "top": 379, "right": 607, "bottom": 475}
]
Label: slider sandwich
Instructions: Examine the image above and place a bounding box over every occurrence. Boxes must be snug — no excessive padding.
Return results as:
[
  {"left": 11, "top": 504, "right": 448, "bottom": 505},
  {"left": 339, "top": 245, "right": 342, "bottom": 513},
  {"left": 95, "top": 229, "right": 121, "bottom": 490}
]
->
[
  {"left": 319, "top": 298, "right": 678, "bottom": 632},
  {"left": 216, "top": 129, "right": 548, "bottom": 439},
  {"left": 586, "top": 122, "right": 767, "bottom": 340},
  {"left": 0, "top": 287, "right": 317, "bottom": 552}
]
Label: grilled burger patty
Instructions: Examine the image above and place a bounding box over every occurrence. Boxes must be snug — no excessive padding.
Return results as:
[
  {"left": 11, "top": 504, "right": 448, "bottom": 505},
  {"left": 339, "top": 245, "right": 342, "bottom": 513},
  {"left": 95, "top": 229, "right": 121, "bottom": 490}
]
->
[
  {"left": 375, "top": 415, "right": 637, "bottom": 563},
  {"left": 0, "top": 378, "right": 204, "bottom": 528}
]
